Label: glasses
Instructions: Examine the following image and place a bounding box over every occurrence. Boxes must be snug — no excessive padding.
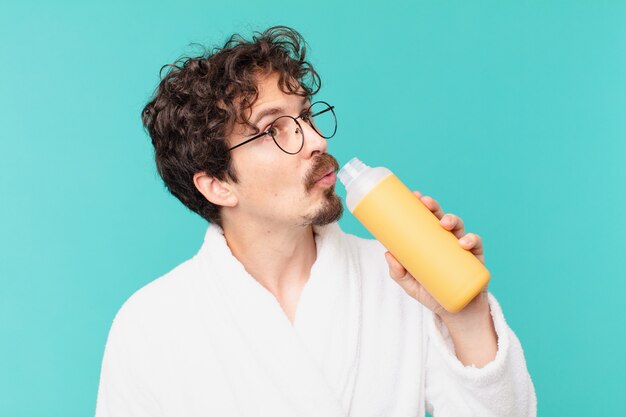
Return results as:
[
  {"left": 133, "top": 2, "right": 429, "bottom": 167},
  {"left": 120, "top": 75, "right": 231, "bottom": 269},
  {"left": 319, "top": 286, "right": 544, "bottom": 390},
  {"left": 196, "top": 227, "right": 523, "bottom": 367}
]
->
[{"left": 227, "top": 101, "right": 337, "bottom": 154}]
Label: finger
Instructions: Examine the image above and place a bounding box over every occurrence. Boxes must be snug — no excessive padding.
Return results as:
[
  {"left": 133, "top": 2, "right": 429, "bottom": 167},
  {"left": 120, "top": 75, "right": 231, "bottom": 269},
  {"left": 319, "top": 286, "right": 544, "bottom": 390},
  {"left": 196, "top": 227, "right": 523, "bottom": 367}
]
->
[
  {"left": 459, "top": 232, "right": 481, "bottom": 249},
  {"left": 420, "top": 195, "right": 445, "bottom": 219},
  {"left": 412, "top": 190, "right": 423, "bottom": 198},
  {"left": 384, "top": 251, "right": 408, "bottom": 281},
  {"left": 439, "top": 213, "right": 465, "bottom": 238},
  {"left": 459, "top": 233, "right": 485, "bottom": 263},
  {"left": 384, "top": 251, "right": 424, "bottom": 300}
]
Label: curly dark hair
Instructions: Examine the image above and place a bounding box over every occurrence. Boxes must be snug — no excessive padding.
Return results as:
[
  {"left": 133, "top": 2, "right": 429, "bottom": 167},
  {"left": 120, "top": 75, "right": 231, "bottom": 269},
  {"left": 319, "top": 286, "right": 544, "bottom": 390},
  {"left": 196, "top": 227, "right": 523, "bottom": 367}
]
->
[{"left": 140, "top": 26, "right": 321, "bottom": 228}]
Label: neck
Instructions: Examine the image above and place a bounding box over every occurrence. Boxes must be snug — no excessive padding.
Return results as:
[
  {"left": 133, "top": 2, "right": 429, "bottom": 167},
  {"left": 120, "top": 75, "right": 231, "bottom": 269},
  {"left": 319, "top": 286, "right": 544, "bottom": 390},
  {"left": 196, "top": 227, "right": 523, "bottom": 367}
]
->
[{"left": 221, "top": 217, "right": 318, "bottom": 301}]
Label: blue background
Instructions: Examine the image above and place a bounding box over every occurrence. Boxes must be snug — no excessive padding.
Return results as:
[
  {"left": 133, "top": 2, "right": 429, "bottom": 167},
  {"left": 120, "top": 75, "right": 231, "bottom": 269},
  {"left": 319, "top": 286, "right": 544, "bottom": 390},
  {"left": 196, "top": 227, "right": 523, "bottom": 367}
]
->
[{"left": 1, "top": 1, "right": 625, "bottom": 416}]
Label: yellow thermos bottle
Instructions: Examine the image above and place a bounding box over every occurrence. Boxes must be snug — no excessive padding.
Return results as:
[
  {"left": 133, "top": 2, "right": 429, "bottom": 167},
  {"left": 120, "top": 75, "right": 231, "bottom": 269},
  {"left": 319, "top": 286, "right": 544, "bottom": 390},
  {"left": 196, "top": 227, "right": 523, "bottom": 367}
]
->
[{"left": 337, "top": 157, "right": 490, "bottom": 313}]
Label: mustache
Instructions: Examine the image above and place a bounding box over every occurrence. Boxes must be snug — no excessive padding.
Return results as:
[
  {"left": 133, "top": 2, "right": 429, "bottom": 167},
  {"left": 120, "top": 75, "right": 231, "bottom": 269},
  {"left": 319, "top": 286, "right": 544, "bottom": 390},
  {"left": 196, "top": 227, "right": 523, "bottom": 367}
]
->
[{"left": 305, "top": 153, "right": 340, "bottom": 190}]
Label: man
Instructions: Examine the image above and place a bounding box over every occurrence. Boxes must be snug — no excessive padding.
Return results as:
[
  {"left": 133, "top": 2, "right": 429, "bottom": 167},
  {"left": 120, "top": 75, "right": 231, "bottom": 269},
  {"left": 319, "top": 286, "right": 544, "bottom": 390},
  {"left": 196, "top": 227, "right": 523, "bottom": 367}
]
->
[{"left": 95, "top": 26, "right": 536, "bottom": 416}]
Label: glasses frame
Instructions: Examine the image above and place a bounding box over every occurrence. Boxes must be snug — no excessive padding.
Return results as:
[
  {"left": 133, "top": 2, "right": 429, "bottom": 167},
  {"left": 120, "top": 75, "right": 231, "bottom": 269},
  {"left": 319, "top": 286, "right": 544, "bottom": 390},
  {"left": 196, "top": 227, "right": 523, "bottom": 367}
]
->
[{"left": 227, "top": 100, "right": 336, "bottom": 155}]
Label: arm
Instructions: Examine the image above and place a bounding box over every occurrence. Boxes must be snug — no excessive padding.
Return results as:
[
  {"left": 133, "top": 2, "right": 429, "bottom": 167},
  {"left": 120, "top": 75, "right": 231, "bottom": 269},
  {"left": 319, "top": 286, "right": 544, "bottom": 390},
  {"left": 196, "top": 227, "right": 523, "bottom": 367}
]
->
[
  {"left": 95, "top": 312, "right": 162, "bottom": 417},
  {"left": 424, "top": 292, "right": 537, "bottom": 417},
  {"left": 440, "top": 290, "right": 498, "bottom": 368},
  {"left": 384, "top": 190, "right": 537, "bottom": 416}
]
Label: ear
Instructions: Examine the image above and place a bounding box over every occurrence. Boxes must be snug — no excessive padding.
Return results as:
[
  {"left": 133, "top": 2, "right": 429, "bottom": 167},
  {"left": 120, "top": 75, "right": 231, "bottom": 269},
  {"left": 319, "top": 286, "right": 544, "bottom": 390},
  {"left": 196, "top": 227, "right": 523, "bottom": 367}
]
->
[{"left": 193, "top": 171, "right": 238, "bottom": 208}]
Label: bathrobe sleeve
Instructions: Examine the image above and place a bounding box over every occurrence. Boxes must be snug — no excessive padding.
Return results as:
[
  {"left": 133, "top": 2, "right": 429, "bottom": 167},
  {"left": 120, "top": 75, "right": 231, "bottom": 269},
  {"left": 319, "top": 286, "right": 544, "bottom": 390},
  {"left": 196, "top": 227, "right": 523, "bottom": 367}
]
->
[
  {"left": 94, "top": 311, "right": 162, "bottom": 417},
  {"left": 424, "top": 292, "right": 537, "bottom": 417}
]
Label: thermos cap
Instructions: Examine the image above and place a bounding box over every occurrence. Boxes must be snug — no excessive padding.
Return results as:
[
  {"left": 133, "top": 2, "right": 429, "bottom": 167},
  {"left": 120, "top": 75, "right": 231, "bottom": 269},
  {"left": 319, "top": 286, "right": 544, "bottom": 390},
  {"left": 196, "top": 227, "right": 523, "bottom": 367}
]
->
[{"left": 338, "top": 157, "right": 369, "bottom": 188}]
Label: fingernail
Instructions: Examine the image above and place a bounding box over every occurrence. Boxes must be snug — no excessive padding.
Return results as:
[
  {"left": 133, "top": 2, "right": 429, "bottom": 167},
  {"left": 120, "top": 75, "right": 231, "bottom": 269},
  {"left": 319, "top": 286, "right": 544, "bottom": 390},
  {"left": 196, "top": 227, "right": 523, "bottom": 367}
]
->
[{"left": 460, "top": 237, "right": 470, "bottom": 245}]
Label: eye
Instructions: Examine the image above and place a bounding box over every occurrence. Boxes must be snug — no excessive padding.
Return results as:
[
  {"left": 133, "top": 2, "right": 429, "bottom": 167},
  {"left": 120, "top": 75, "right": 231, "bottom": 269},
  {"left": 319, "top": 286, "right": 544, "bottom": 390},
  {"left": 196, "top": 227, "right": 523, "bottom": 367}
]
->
[
  {"left": 266, "top": 125, "right": 279, "bottom": 137},
  {"left": 300, "top": 109, "right": 312, "bottom": 123},
  {"left": 254, "top": 123, "right": 270, "bottom": 135}
]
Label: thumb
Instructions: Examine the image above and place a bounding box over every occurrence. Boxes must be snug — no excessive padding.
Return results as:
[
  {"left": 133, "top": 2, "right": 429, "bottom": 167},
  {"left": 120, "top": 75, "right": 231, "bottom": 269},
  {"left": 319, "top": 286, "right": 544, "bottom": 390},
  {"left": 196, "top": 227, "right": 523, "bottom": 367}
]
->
[
  {"left": 385, "top": 251, "right": 424, "bottom": 303},
  {"left": 384, "top": 251, "right": 408, "bottom": 281},
  {"left": 384, "top": 251, "right": 442, "bottom": 313}
]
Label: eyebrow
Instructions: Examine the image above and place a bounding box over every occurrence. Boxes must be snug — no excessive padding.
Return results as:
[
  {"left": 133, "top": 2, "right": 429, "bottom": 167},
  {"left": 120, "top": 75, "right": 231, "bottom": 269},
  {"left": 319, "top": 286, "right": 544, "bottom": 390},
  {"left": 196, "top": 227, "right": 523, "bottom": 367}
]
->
[{"left": 251, "top": 96, "right": 310, "bottom": 126}]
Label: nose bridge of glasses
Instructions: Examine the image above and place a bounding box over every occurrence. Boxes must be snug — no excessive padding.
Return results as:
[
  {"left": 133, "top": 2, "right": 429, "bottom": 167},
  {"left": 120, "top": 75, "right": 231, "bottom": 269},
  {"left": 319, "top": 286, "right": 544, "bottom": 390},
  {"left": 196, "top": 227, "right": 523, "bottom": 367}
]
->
[
  {"left": 256, "top": 102, "right": 334, "bottom": 154},
  {"left": 299, "top": 117, "right": 328, "bottom": 153}
]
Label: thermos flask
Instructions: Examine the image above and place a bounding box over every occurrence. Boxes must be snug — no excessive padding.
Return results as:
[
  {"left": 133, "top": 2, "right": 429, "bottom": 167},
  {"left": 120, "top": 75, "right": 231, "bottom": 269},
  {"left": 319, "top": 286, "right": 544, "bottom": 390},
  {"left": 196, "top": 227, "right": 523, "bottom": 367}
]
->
[{"left": 337, "top": 157, "right": 490, "bottom": 313}]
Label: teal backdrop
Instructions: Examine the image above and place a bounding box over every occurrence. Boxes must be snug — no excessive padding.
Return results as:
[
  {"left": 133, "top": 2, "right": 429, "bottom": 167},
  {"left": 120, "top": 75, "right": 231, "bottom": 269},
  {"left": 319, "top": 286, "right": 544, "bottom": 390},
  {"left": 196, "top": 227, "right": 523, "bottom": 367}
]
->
[{"left": 1, "top": 1, "right": 625, "bottom": 416}]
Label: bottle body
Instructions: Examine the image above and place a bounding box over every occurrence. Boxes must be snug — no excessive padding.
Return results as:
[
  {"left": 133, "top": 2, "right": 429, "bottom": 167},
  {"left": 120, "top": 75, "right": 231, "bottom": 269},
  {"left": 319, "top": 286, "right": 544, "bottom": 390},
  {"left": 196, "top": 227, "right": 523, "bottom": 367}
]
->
[{"left": 339, "top": 158, "right": 490, "bottom": 313}]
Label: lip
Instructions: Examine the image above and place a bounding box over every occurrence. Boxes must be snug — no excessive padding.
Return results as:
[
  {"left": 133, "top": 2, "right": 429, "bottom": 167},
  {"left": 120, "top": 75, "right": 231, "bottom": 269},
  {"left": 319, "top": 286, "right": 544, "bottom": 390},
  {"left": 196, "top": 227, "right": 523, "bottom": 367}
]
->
[
  {"left": 317, "top": 168, "right": 335, "bottom": 181},
  {"left": 316, "top": 171, "right": 336, "bottom": 186}
]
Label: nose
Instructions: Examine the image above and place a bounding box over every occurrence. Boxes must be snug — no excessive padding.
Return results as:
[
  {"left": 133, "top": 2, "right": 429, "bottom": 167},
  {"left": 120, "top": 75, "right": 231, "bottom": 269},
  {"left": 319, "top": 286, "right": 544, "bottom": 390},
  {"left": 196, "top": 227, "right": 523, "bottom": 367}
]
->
[{"left": 300, "top": 118, "right": 328, "bottom": 157}]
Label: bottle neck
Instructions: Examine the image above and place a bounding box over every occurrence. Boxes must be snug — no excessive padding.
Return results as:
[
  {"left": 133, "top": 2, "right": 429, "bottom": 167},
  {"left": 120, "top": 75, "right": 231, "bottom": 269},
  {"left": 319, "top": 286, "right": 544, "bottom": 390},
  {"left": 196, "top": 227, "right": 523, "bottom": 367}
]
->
[{"left": 344, "top": 166, "right": 393, "bottom": 212}]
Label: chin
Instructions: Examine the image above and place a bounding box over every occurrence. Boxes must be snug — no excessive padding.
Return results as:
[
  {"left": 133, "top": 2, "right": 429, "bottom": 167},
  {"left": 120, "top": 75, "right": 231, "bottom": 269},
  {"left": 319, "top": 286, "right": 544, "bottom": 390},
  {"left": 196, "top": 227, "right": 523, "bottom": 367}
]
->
[{"left": 307, "top": 187, "right": 344, "bottom": 226}]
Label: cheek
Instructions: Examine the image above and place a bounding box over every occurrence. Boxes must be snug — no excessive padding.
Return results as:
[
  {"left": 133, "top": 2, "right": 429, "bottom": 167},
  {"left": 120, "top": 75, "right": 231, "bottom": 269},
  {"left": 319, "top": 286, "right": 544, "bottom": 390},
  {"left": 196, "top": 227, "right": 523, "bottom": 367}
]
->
[{"left": 244, "top": 164, "right": 302, "bottom": 199}]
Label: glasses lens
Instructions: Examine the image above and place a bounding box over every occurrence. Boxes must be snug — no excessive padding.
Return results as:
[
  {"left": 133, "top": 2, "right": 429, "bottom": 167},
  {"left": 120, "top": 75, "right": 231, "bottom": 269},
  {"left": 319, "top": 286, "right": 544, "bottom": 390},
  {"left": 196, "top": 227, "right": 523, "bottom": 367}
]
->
[
  {"left": 308, "top": 101, "right": 337, "bottom": 139},
  {"left": 270, "top": 116, "right": 304, "bottom": 154}
]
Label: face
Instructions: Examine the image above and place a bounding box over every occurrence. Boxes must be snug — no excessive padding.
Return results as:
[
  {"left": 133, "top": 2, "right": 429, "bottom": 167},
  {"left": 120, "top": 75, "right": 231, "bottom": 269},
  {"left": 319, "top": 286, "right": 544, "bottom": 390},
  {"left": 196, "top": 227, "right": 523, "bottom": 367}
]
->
[{"left": 225, "top": 71, "right": 343, "bottom": 228}]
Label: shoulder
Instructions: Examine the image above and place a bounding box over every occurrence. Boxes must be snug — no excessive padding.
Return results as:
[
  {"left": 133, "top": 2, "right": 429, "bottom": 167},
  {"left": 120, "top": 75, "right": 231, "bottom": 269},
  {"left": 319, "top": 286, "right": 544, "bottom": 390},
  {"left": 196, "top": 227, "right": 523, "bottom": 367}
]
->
[{"left": 108, "top": 256, "right": 200, "bottom": 336}]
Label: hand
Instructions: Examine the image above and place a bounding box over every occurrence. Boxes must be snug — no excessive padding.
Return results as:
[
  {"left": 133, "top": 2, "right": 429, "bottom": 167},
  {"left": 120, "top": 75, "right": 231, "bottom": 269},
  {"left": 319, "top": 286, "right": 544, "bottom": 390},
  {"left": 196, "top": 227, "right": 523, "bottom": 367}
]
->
[{"left": 384, "top": 191, "right": 490, "bottom": 325}]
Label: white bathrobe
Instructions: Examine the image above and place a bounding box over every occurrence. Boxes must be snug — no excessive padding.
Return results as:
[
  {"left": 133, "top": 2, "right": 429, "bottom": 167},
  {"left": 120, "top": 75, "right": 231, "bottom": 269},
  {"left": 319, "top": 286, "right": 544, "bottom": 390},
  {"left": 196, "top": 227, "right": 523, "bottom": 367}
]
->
[{"left": 95, "top": 221, "right": 537, "bottom": 417}]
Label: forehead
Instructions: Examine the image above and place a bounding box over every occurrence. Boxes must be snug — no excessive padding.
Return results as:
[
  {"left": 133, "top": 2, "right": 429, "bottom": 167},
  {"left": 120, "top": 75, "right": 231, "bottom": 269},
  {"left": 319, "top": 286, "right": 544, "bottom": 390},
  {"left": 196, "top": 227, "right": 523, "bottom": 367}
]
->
[
  {"left": 252, "top": 72, "right": 308, "bottom": 109},
  {"left": 228, "top": 72, "right": 309, "bottom": 142}
]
